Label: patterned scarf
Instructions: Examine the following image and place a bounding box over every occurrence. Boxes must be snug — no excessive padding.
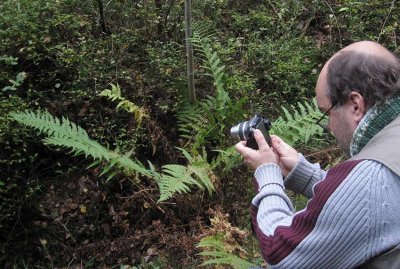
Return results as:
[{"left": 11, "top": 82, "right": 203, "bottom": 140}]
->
[{"left": 350, "top": 96, "right": 400, "bottom": 157}]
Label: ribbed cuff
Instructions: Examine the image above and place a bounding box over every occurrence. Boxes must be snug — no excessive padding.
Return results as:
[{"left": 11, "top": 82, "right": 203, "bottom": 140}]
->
[
  {"left": 254, "top": 163, "right": 283, "bottom": 192},
  {"left": 284, "top": 153, "right": 317, "bottom": 193}
]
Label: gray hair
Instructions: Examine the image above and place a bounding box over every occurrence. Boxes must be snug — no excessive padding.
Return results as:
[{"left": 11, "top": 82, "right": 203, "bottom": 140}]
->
[{"left": 326, "top": 50, "right": 400, "bottom": 108}]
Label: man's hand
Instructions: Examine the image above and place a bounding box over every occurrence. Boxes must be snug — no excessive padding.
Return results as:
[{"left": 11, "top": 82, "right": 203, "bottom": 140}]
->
[
  {"left": 235, "top": 131, "right": 299, "bottom": 174},
  {"left": 270, "top": 135, "right": 299, "bottom": 177},
  {"left": 235, "top": 129, "right": 278, "bottom": 170}
]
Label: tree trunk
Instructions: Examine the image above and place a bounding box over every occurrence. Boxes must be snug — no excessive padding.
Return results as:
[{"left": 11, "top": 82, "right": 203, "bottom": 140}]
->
[
  {"left": 97, "top": 0, "right": 110, "bottom": 35},
  {"left": 185, "top": 0, "right": 196, "bottom": 103},
  {"left": 154, "top": 0, "right": 163, "bottom": 38}
]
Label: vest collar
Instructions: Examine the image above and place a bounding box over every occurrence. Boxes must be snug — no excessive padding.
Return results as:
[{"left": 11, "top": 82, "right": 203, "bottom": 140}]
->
[{"left": 351, "top": 116, "right": 400, "bottom": 176}]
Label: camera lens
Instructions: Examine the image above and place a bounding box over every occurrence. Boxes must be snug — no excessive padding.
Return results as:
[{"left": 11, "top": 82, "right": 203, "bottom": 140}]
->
[{"left": 230, "top": 121, "right": 250, "bottom": 141}]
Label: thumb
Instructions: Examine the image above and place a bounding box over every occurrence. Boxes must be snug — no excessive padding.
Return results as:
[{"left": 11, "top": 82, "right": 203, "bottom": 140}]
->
[
  {"left": 254, "top": 129, "right": 269, "bottom": 150},
  {"left": 271, "top": 135, "right": 291, "bottom": 155}
]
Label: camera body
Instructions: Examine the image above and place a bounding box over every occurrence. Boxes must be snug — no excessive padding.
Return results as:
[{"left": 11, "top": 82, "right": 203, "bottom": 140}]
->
[{"left": 230, "top": 115, "right": 272, "bottom": 150}]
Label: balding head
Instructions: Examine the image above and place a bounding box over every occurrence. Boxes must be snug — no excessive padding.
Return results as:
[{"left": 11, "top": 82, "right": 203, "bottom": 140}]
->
[
  {"left": 317, "top": 41, "right": 400, "bottom": 109},
  {"left": 341, "top": 41, "right": 397, "bottom": 63}
]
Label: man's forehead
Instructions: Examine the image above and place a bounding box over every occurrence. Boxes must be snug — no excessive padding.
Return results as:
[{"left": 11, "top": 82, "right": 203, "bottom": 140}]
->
[{"left": 315, "top": 64, "right": 330, "bottom": 107}]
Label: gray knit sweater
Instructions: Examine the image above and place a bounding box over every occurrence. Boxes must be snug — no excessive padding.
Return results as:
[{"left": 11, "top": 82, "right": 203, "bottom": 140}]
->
[
  {"left": 252, "top": 116, "right": 400, "bottom": 268},
  {"left": 252, "top": 156, "right": 400, "bottom": 268}
]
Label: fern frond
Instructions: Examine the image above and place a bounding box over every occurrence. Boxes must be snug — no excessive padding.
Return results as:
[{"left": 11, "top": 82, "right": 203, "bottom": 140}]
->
[
  {"left": 198, "top": 235, "right": 257, "bottom": 269},
  {"left": 181, "top": 148, "right": 215, "bottom": 194},
  {"left": 9, "top": 110, "right": 151, "bottom": 179},
  {"left": 157, "top": 164, "right": 200, "bottom": 202},
  {"left": 271, "top": 98, "right": 324, "bottom": 146},
  {"left": 99, "top": 83, "right": 148, "bottom": 126},
  {"left": 156, "top": 148, "right": 216, "bottom": 202},
  {"left": 10, "top": 109, "right": 215, "bottom": 202},
  {"left": 191, "top": 24, "right": 230, "bottom": 107},
  {"left": 178, "top": 23, "right": 248, "bottom": 153},
  {"left": 10, "top": 110, "right": 90, "bottom": 141},
  {"left": 212, "top": 146, "right": 242, "bottom": 175}
]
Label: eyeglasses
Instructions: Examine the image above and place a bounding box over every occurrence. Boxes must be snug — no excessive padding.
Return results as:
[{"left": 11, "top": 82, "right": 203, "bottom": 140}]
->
[{"left": 315, "top": 101, "right": 337, "bottom": 133}]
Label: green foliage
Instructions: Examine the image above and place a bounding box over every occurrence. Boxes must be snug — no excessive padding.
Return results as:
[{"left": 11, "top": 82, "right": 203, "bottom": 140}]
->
[
  {"left": 333, "top": 1, "right": 399, "bottom": 49},
  {"left": 271, "top": 99, "right": 324, "bottom": 146},
  {"left": 211, "top": 146, "right": 243, "bottom": 176},
  {"left": 198, "top": 234, "right": 257, "bottom": 269},
  {"left": 99, "top": 83, "right": 149, "bottom": 126},
  {"left": 246, "top": 36, "right": 320, "bottom": 106},
  {"left": 156, "top": 148, "right": 215, "bottom": 202},
  {"left": 2, "top": 72, "right": 27, "bottom": 92},
  {"left": 0, "top": 95, "right": 31, "bottom": 171},
  {"left": 190, "top": 22, "right": 229, "bottom": 107},
  {"left": 178, "top": 23, "right": 247, "bottom": 154},
  {"left": 9, "top": 110, "right": 215, "bottom": 202},
  {"left": 0, "top": 55, "right": 27, "bottom": 93}
]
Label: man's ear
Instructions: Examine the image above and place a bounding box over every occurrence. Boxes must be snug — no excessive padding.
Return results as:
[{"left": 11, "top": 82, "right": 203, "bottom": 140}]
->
[{"left": 348, "top": 91, "right": 366, "bottom": 123}]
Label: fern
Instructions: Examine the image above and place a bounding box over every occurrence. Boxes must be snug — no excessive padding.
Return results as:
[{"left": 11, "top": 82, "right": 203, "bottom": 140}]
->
[
  {"left": 178, "top": 24, "right": 247, "bottom": 153},
  {"left": 157, "top": 148, "right": 216, "bottom": 202},
  {"left": 181, "top": 148, "right": 216, "bottom": 194},
  {"left": 198, "top": 209, "right": 259, "bottom": 269},
  {"left": 10, "top": 110, "right": 215, "bottom": 202},
  {"left": 10, "top": 110, "right": 151, "bottom": 177},
  {"left": 178, "top": 96, "right": 226, "bottom": 151},
  {"left": 211, "top": 146, "right": 243, "bottom": 175},
  {"left": 198, "top": 234, "right": 257, "bottom": 269},
  {"left": 207, "top": 99, "right": 325, "bottom": 174},
  {"left": 158, "top": 164, "right": 200, "bottom": 202},
  {"left": 99, "top": 83, "right": 148, "bottom": 126},
  {"left": 190, "top": 22, "right": 229, "bottom": 108},
  {"left": 271, "top": 98, "right": 324, "bottom": 146}
]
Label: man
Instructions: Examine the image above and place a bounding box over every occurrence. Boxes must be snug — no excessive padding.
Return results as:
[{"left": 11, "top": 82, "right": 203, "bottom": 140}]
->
[{"left": 235, "top": 41, "right": 400, "bottom": 268}]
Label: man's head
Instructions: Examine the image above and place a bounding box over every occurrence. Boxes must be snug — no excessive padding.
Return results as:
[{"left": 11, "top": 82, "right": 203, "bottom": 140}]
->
[{"left": 316, "top": 41, "right": 400, "bottom": 156}]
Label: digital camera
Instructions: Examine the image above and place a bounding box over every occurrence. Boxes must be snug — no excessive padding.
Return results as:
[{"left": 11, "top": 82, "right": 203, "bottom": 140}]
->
[{"left": 230, "top": 115, "right": 272, "bottom": 150}]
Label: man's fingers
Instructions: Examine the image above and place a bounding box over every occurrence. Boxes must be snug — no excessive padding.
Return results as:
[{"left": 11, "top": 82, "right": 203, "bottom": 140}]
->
[
  {"left": 254, "top": 129, "right": 269, "bottom": 150},
  {"left": 271, "top": 135, "right": 290, "bottom": 154},
  {"left": 234, "top": 141, "right": 247, "bottom": 154},
  {"left": 234, "top": 133, "right": 280, "bottom": 170}
]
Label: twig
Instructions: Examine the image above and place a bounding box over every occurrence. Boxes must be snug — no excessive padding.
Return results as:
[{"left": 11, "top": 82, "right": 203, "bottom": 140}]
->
[
  {"left": 322, "top": 0, "right": 342, "bottom": 47},
  {"left": 123, "top": 184, "right": 166, "bottom": 214},
  {"left": 265, "top": 0, "right": 279, "bottom": 18},
  {"left": 56, "top": 219, "right": 77, "bottom": 243},
  {"left": 304, "top": 146, "right": 340, "bottom": 158},
  {"left": 378, "top": 0, "right": 396, "bottom": 43}
]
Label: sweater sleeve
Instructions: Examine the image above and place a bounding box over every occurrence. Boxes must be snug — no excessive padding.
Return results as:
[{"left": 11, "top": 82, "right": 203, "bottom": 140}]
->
[
  {"left": 251, "top": 159, "right": 395, "bottom": 269},
  {"left": 283, "top": 153, "right": 327, "bottom": 198}
]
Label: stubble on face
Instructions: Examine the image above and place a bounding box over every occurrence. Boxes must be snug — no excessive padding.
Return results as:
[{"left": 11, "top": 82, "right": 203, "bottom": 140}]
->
[{"left": 330, "top": 109, "right": 354, "bottom": 158}]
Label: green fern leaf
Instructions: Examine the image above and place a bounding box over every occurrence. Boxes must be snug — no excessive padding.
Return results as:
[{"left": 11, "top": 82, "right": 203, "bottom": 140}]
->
[
  {"left": 198, "top": 235, "right": 257, "bottom": 269},
  {"left": 271, "top": 99, "right": 324, "bottom": 146},
  {"left": 99, "top": 84, "right": 148, "bottom": 126},
  {"left": 10, "top": 110, "right": 216, "bottom": 202}
]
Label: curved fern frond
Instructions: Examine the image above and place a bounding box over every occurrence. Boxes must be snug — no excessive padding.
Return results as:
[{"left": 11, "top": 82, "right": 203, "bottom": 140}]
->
[
  {"left": 99, "top": 83, "right": 148, "bottom": 126},
  {"left": 180, "top": 147, "right": 216, "bottom": 194},
  {"left": 198, "top": 234, "right": 257, "bottom": 269},
  {"left": 157, "top": 164, "right": 201, "bottom": 202},
  {"left": 10, "top": 109, "right": 89, "bottom": 141},
  {"left": 10, "top": 110, "right": 215, "bottom": 202},
  {"left": 179, "top": 23, "right": 247, "bottom": 153},
  {"left": 190, "top": 24, "right": 229, "bottom": 107},
  {"left": 271, "top": 98, "right": 324, "bottom": 146},
  {"left": 157, "top": 148, "right": 216, "bottom": 202},
  {"left": 9, "top": 110, "right": 151, "bottom": 179},
  {"left": 212, "top": 146, "right": 242, "bottom": 175}
]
